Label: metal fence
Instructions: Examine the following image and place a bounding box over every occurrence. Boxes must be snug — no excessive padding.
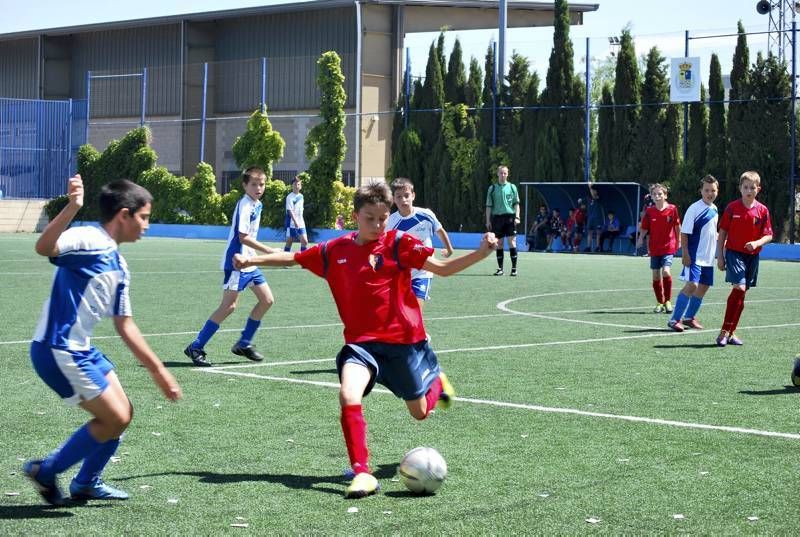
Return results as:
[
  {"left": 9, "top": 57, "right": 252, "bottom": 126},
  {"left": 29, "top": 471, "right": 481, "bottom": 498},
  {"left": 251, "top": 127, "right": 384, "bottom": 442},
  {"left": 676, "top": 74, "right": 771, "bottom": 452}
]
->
[{"left": 0, "top": 98, "right": 86, "bottom": 199}]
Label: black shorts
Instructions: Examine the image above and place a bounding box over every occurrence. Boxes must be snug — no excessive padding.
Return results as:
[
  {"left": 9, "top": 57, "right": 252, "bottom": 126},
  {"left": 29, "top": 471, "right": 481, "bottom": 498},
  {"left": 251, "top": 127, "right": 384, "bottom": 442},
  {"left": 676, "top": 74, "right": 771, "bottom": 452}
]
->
[{"left": 491, "top": 214, "right": 517, "bottom": 238}]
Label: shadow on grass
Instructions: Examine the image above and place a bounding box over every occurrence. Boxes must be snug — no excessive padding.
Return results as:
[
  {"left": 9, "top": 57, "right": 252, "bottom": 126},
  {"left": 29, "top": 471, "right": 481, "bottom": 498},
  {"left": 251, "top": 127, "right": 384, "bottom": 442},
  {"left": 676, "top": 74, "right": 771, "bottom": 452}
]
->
[
  {"left": 158, "top": 360, "right": 243, "bottom": 368},
  {"left": 739, "top": 386, "right": 800, "bottom": 396},
  {"left": 653, "top": 343, "right": 719, "bottom": 349},
  {"left": 119, "top": 463, "right": 399, "bottom": 497},
  {"left": 0, "top": 502, "right": 111, "bottom": 519},
  {"left": 587, "top": 311, "right": 653, "bottom": 315},
  {"left": 290, "top": 368, "right": 337, "bottom": 376}
]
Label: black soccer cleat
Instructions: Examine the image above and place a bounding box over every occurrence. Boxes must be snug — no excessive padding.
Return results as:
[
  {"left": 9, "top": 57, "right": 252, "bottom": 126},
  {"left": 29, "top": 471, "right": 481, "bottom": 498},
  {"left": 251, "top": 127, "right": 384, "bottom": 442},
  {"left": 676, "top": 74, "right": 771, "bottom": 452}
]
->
[
  {"left": 184, "top": 345, "right": 212, "bottom": 367},
  {"left": 493, "top": 268, "right": 504, "bottom": 276},
  {"left": 791, "top": 356, "right": 800, "bottom": 387},
  {"left": 23, "top": 459, "right": 65, "bottom": 506},
  {"left": 231, "top": 343, "right": 264, "bottom": 362}
]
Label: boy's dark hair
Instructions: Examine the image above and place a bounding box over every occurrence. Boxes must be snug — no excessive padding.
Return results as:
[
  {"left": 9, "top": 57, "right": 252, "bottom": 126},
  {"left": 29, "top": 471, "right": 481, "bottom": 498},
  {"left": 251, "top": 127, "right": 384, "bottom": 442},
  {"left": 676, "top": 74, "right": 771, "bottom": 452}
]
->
[
  {"left": 99, "top": 180, "right": 153, "bottom": 224},
  {"left": 291, "top": 175, "right": 301, "bottom": 185},
  {"left": 539, "top": 204, "right": 547, "bottom": 210},
  {"left": 390, "top": 177, "right": 414, "bottom": 194},
  {"left": 700, "top": 174, "right": 718, "bottom": 186},
  {"left": 242, "top": 167, "right": 266, "bottom": 184},
  {"left": 353, "top": 182, "right": 392, "bottom": 212},
  {"left": 608, "top": 211, "right": 615, "bottom": 216}
]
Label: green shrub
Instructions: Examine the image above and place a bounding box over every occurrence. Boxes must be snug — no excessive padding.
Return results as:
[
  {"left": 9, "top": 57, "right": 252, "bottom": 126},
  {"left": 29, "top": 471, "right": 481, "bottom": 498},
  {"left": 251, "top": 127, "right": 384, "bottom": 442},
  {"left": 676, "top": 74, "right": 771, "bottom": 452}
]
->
[
  {"left": 186, "top": 162, "right": 227, "bottom": 225},
  {"left": 138, "top": 167, "right": 192, "bottom": 224},
  {"left": 260, "top": 179, "right": 291, "bottom": 229},
  {"left": 231, "top": 110, "right": 285, "bottom": 179},
  {"left": 331, "top": 179, "right": 356, "bottom": 229}
]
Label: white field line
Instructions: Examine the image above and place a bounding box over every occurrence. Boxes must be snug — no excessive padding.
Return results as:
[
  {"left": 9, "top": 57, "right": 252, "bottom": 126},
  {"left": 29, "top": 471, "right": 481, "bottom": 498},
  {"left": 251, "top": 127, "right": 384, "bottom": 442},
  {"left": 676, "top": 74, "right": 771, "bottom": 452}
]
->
[{"left": 197, "top": 367, "right": 800, "bottom": 441}]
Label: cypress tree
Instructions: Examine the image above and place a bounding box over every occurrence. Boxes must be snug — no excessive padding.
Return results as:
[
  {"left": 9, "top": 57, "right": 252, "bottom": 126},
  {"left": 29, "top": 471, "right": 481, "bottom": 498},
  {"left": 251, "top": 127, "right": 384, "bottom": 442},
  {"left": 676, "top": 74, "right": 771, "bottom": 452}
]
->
[
  {"left": 466, "top": 57, "right": 483, "bottom": 110},
  {"left": 445, "top": 39, "right": 467, "bottom": 104},
  {"left": 612, "top": 28, "right": 641, "bottom": 180},
  {"left": 687, "top": 85, "right": 708, "bottom": 175},
  {"left": 663, "top": 103, "right": 681, "bottom": 183},
  {"left": 727, "top": 20, "right": 751, "bottom": 201},
  {"left": 436, "top": 32, "right": 447, "bottom": 82},
  {"left": 707, "top": 53, "right": 727, "bottom": 183},
  {"left": 499, "top": 52, "right": 531, "bottom": 153},
  {"left": 479, "top": 43, "right": 496, "bottom": 145},
  {"left": 636, "top": 47, "right": 668, "bottom": 183},
  {"left": 596, "top": 83, "right": 614, "bottom": 180},
  {"left": 517, "top": 73, "right": 540, "bottom": 181},
  {"left": 417, "top": 42, "right": 445, "bottom": 206}
]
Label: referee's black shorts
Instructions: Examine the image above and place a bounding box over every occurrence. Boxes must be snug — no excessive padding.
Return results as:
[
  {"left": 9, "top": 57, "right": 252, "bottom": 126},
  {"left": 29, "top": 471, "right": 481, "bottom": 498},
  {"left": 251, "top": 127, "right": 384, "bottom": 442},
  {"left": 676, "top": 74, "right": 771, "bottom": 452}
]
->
[{"left": 490, "top": 214, "right": 517, "bottom": 239}]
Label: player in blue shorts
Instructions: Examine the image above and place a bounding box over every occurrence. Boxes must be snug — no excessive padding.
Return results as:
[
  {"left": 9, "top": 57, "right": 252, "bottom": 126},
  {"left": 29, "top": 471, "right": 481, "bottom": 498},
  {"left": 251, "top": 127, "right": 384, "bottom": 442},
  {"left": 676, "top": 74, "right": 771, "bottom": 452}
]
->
[
  {"left": 283, "top": 175, "right": 309, "bottom": 253},
  {"left": 24, "top": 175, "right": 181, "bottom": 505},
  {"left": 184, "top": 167, "right": 279, "bottom": 366},
  {"left": 387, "top": 177, "right": 454, "bottom": 308},
  {"left": 668, "top": 175, "right": 719, "bottom": 332}
]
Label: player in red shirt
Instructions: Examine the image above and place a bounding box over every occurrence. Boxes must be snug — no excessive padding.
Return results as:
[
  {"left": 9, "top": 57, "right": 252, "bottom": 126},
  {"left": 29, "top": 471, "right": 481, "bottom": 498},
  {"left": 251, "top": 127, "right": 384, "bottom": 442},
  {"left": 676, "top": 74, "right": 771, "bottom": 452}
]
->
[
  {"left": 234, "top": 182, "right": 497, "bottom": 498},
  {"left": 715, "top": 171, "right": 773, "bottom": 346},
  {"left": 637, "top": 183, "right": 682, "bottom": 313}
]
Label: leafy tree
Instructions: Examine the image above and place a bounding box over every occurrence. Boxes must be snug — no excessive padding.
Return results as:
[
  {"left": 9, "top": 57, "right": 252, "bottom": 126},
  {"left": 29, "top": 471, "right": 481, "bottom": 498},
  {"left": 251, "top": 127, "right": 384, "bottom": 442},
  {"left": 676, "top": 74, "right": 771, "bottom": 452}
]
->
[
  {"left": 727, "top": 21, "right": 751, "bottom": 201},
  {"left": 388, "top": 127, "right": 424, "bottom": 182},
  {"left": 663, "top": 103, "right": 681, "bottom": 181},
  {"left": 499, "top": 52, "right": 531, "bottom": 152},
  {"left": 305, "top": 51, "right": 347, "bottom": 228},
  {"left": 687, "top": 85, "right": 709, "bottom": 176},
  {"left": 516, "top": 74, "right": 540, "bottom": 181},
  {"left": 478, "top": 42, "right": 496, "bottom": 145},
  {"left": 445, "top": 39, "right": 467, "bottom": 104},
  {"left": 231, "top": 109, "right": 286, "bottom": 180},
  {"left": 636, "top": 47, "right": 668, "bottom": 182},
  {"left": 707, "top": 53, "right": 727, "bottom": 183},
  {"left": 612, "top": 28, "right": 641, "bottom": 179},
  {"left": 596, "top": 83, "right": 614, "bottom": 180},
  {"left": 465, "top": 57, "right": 483, "bottom": 110}
]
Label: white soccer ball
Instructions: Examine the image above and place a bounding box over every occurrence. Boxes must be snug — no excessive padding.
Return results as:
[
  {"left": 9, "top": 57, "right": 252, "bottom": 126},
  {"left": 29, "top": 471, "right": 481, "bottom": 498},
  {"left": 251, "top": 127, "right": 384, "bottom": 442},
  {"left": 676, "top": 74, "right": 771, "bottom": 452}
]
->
[
  {"left": 791, "top": 356, "right": 800, "bottom": 387},
  {"left": 398, "top": 446, "right": 447, "bottom": 494}
]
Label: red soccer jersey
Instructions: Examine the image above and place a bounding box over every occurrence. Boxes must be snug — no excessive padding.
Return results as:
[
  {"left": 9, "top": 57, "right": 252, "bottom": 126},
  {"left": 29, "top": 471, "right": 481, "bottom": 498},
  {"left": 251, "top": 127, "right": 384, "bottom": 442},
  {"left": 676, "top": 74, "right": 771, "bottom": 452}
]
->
[
  {"left": 294, "top": 230, "right": 434, "bottom": 344},
  {"left": 719, "top": 199, "right": 773, "bottom": 255},
  {"left": 640, "top": 204, "right": 681, "bottom": 256}
]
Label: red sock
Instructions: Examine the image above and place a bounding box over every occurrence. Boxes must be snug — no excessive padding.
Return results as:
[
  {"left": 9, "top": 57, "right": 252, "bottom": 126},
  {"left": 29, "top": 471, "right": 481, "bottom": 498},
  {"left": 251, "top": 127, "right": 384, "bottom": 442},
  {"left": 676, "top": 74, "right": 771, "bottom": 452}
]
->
[
  {"left": 652, "top": 279, "right": 664, "bottom": 304},
  {"left": 341, "top": 404, "right": 369, "bottom": 474},
  {"left": 425, "top": 376, "right": 443, "bottom": 416},
  {"left": 722, "top": 288, "right": 746, "bottom": 332},
  {"left": 730, "top": 289, "right": 747, "bottom": 332},
  {"left": 662, "top": 275, "right": 673, "bottom": 302}
]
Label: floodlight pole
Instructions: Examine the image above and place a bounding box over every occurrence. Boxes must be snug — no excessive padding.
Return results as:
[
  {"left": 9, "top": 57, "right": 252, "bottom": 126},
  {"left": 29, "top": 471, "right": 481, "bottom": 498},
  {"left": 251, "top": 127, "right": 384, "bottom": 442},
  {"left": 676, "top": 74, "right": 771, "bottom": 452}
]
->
[
  {"left": 498, "top": 0, "right": 507, "bottom": 87},
  {"left": 140, "top": 67, "right": 147, "bottom": 127},
  {"left": 791, "top": 20, "right": 797, "bottom": 243},
  {"left": 200, "top": 62, "right": 208, "bottom": 164},
  {"left": 261, "top": 57, "right": 268, "bottom": 112},
  {"left": 584, "top": 37, "right": 591, "bottom": 183},
  {"left": 85, "top": 70, "right": 91, "bottom": 144},
  {"left": 404, "top": 47, "right": 410, "bottom": 128}
]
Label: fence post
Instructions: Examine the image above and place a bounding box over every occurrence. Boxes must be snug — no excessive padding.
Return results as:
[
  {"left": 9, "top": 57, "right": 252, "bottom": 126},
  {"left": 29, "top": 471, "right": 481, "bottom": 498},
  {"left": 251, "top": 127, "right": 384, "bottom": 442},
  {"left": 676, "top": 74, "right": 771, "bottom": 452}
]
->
[
  {"left": 492, "top": 41, "right": 497, "bottom": 147},
  {"left": 404, "top": 47, "right": 410, "bottom": 129},
  {"left": 141, "top": 67, "right": 148, "bottom": 127},
  {"left": 584, "top": 37, "right": 591, "bottom": 183},
  {"left": 200, "top": 62, "right": 208, "bottom": 164},
  {"left": 85, "top": 70, "right": 91, "bottom": 144},
  {"left": 67, "top": 98, "right": 73, "bottom": 176},
  {"left": 791, "top": 20, "right": 797, "bottom": 244},
  {"left": 682, "top": 30, "right": 689, "bottom": 161},
  {"left": 261, "top": 57, "right": 267, "bottom": 112}
]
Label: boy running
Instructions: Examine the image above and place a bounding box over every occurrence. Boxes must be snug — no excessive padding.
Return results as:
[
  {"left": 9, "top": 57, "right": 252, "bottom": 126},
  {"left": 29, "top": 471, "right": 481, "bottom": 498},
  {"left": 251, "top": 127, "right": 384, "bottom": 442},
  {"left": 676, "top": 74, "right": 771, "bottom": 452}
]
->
[
  {"left": 715, "top": 171, "right": 773, "bottom": 346},
  {"left": 25, "top": 175, "right": 181, "bottom": 505},
  {"left": 234, "top": 182, "right": 497, "bottom": 499},
  {"left": 184, "top": 167, "right": 278, "bottom": 366},
  {"left": 668, "top": 175, "right": 719, "bottom": 332},
  {"left": 387, "top": 177, "right": 454, "bottom": 307},
  {"left": 637, "top": 183, "right": 681, "bottom": 313}
]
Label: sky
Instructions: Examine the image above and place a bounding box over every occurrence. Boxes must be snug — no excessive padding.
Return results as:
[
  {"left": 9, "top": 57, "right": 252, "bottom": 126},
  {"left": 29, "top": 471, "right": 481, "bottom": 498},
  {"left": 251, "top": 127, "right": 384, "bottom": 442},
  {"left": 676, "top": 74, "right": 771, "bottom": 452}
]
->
[{"left": 0, "top": 0, "right": 780, "bottom": 82}]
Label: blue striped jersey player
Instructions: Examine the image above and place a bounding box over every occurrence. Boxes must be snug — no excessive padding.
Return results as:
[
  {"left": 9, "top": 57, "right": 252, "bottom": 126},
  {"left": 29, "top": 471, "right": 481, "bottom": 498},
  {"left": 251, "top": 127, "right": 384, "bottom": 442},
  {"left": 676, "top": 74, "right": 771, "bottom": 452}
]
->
[
  {"left": 24, "top": 175, "right": 181, "bottom": 506},
  {"left": 668, "top": 175, "right": 719, "bottom": 332},
  {"left": 283, "top": 175, "right": 309, "bottom": 252},
  {"left": 387, "top": 177, "right": 454, "bottom": 306},
  {"left": 185, "top": 167, "right": 279, "bottom": 366}
]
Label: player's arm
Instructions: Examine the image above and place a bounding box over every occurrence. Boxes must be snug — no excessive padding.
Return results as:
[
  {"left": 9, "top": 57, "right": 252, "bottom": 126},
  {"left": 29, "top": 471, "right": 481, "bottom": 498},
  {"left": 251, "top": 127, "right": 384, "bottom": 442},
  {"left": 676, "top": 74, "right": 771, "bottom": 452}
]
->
[
  {"left": 35, "top": 175, "right": 84, "bottom": 257},
  {"left": 423, "top": 233, "right": 497, "bottom": 277},
  {"left": 234, "top": 251, "right": 297, "bottom": 268},
  {"left": 484, "top": 207, "right": 492, "bottom": 230},
  {"left": 436, "top": 228, "right": 454, "bottom": 258},
  {"left": 239, "top": 233, "right": 279, "bottom": 255},
  {"left": 680, "top": 233, "right": 691, "bottom": 266},
  {"left": 287, "top": 209, "right": 300, "bottom": 228},
  {"left": 745, "top": 232, "right": 773, "bottom": 252},
  {"left": 113, "top": 316, "right": 181, "bottom": 401},
  {"left": 716, "top": 228, "right": 728, "bottom": 270}
]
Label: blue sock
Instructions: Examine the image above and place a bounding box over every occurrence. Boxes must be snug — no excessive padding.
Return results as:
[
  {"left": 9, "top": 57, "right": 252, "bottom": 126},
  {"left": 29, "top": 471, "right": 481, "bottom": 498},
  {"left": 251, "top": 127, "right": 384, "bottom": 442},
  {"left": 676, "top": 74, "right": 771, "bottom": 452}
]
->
[
  {"left": 74, "top": 436, "right": 121, "bottom": 485},
  {"left": 239, "top": 317, "right": 261, "bottom": 346},
  {"left": 670, "top": 293, "right": 691, "bottom": 322},
  {"left": 39, "top": 423, "right": 100, "bottom": 481},
  {"left": 300, "top": 246, "right": 307, "bottom": 251},
  {"left": 283, "top": 245, "right": 291, "bottom": 252},
  {"left": 684, "top": 295, "right": 704, "bottom": 320},
  {"left": 192, "top": 320, "right": 219, "bottom": 349}
]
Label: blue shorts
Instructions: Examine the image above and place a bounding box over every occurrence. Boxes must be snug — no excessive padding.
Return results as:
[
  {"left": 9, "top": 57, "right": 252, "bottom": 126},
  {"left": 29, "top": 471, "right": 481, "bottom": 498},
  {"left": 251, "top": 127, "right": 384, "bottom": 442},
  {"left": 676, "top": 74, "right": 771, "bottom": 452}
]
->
[
  {"left": 725, "top": 250, "right": 759, "bottom": 289},
  {"left": 411, "top": 277, "right": 432, "bottom": 301},
  {"left": 336, "top": 341, "right": 440, "bottom": 401},
  {"left": 30, "top": 341, "right": 114, "bottom": 406},
  {"left": 286, "top": 227, "right": 306, "bottom": 240},
  {"left": 680, "top": 264, "right": 714, "bottom": 286},
  {"left": 223, "top": 268, "right": 266, "bottom": 291},
  {"left": 650, "top": 254, "right": 674, "bottom": 270}
]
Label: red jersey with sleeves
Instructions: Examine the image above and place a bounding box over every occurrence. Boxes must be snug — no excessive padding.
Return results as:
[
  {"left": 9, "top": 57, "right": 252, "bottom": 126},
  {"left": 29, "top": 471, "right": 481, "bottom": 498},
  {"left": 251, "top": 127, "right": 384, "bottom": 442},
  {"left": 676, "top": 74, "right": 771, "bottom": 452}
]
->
[
  {"left": 294, "top": 230, "right": 434, "bottom": 344},
  {"left": 640, "top": 204, "right": 681, "bottom": 256},
  {"left": 719, "top": 199, "right": 773, "bottom": 255}
]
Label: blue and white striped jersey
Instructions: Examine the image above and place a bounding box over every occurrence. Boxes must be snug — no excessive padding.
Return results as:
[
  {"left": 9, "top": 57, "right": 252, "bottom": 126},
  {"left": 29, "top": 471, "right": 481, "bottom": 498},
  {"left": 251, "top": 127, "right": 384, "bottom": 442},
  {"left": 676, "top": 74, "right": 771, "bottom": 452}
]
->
[
  {"left": 387, "top": 207, "right": 442, "bottom": 279},
  {"left": 285, "top": 192, "right": 305, "bottom": 229},
  {"left": 223, "top": 195, "right": 262, "bottom": 272},
  {"left": 681, "top": 199, "right": 718, "bottom": 266},
  {"left": 33, "top": 226, "right": 131, "bottom": 351}
]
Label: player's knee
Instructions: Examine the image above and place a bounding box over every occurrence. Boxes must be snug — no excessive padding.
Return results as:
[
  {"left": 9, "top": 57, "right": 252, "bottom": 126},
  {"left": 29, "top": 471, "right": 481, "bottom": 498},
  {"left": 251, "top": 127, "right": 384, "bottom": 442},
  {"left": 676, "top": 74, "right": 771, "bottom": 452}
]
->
[{"left": 410, "top": 408, "right": 428, "bottom": 421}]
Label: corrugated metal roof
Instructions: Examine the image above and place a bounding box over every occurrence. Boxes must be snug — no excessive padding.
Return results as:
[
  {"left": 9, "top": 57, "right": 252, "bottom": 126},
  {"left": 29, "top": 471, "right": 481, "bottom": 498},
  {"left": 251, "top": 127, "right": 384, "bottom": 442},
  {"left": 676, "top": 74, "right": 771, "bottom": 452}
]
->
[{"left": 0, "top": 1, "right": 598, "bottom": 40}]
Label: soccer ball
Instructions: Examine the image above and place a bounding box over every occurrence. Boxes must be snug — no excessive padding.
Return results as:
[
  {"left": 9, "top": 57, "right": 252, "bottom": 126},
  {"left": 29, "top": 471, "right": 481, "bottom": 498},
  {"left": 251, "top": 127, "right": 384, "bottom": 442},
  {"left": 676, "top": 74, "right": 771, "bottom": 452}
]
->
[
  {"left": 791, "top": 356, "right": 800, "bottom": 387},
  {"left": 398, "top": 446, "right": 447, "bottom": 494}
]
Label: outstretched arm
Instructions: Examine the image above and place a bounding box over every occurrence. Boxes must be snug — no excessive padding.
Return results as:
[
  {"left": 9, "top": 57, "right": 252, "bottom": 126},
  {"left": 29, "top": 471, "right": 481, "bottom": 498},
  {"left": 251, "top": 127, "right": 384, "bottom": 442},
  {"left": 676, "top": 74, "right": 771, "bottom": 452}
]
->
[
  {"left": 240, "top": 234, "right": 279, "bottom": 255},
  {"left": 234, "top": 251, "right": 297, "bottom": 269},
  {"left": 423, "top": 233, "right": 497, "bottom": 277},
  {"left": 114, "top": 316, "right": 181, "bottom": 401},
  {"left": 35, "top": 175, "right": 84, "bottom": 257}
]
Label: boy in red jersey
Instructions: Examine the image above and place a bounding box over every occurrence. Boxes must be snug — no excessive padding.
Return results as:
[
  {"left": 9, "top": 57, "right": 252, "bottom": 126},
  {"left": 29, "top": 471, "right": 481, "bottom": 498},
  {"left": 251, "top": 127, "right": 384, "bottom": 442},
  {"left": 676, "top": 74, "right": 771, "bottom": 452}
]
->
[
  {"left": 715, "top": 171, "right": 773, "bottom": 346},
  {"left": 234, "top": 182, "right": 497, "bottom": 499},
  {"left": 637, "top": 184, "right": 681, "bottom": 313}
]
